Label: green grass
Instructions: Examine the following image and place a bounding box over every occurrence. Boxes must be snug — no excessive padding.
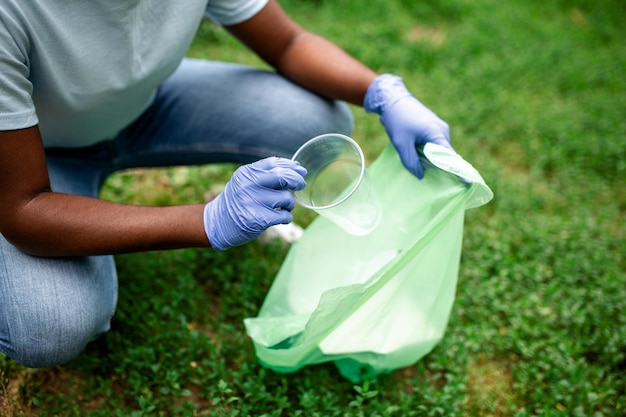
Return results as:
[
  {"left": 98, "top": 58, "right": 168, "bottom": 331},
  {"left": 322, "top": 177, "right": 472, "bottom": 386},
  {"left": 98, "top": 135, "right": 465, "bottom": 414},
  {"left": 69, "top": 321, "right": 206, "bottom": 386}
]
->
[{"left": 1, "top": 0, "right": 625, "bottom": 415}]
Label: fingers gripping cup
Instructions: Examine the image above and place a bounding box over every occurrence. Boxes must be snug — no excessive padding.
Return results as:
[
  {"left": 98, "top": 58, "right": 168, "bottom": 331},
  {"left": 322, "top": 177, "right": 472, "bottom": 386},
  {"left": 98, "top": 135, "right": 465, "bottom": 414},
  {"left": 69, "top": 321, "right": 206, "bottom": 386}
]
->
[{"left": 292, "top": 133, "right": 382, "bottom": 236}]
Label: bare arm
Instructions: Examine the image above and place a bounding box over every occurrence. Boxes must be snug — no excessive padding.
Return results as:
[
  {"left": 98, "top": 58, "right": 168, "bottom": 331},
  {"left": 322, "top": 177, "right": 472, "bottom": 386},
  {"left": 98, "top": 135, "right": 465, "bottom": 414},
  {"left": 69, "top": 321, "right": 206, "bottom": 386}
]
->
[
  {"left": 225, "top": 0, "right": 378, "bottom": 106},
  {"left": 0, "top": 126, "right": 210, "bottom": 257},
  {"left": 226, "top": 1, "right": 453, "bottom": 179}
]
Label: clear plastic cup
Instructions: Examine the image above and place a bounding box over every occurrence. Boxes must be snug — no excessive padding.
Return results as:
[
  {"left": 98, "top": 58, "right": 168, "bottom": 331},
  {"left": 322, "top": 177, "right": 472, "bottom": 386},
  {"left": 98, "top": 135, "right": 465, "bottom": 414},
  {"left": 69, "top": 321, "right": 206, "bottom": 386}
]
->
[{"left": 292, "top": 133, "right": 382, "bottom": 236}]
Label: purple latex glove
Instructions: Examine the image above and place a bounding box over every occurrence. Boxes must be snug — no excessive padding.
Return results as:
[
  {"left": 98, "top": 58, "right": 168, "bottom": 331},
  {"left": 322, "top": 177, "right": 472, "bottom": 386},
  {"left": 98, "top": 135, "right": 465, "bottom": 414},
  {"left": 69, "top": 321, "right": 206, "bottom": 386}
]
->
[
  {"left": 364, "top": 74, "right": 453, "bottom": 178},
  {"left": 203, "top": 157, "right": 307, "bottom": 250}
]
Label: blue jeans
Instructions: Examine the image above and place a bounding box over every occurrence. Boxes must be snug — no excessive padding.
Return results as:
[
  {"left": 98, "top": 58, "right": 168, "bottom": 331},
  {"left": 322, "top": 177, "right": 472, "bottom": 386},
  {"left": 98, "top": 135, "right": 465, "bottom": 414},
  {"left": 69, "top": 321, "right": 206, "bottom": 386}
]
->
[{"left": 0, "top": 58, "right": 353, "bottom": 367}]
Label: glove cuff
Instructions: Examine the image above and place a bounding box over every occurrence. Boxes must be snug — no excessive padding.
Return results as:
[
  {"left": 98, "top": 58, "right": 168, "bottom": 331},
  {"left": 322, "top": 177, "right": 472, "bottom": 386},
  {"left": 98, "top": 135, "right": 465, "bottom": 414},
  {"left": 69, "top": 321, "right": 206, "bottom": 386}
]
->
[
  {"left": 203, "top": 200, "right": 228, "bottom": 251},
  {"left": 363, "top": 73, "right": 412, "bottom": 115}
]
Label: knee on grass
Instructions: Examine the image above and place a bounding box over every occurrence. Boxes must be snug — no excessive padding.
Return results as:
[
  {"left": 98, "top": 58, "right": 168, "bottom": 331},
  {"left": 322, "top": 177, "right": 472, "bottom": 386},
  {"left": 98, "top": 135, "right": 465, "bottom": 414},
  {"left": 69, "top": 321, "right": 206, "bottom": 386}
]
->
[{"left": 2, "top": 315, "right": 109, "bottom": 368}]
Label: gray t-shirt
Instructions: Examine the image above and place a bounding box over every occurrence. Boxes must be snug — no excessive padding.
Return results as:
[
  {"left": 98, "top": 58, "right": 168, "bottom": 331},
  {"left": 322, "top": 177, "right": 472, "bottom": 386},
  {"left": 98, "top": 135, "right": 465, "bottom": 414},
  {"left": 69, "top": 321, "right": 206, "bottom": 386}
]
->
[{"left": 0, "top": 0, "right": 268, "bottom": 147}]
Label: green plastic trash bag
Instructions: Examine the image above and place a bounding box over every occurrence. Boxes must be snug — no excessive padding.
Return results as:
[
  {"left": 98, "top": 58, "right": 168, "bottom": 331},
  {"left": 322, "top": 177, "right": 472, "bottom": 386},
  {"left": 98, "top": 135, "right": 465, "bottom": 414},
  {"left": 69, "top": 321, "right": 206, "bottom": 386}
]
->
[{"left": 244, "top": 142, "right": 493, "bottom": 382}]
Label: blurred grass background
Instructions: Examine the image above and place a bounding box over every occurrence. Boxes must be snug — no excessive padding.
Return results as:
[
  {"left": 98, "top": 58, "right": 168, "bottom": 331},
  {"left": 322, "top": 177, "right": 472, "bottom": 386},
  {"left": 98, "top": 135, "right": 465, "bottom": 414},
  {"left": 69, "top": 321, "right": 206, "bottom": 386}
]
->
[{"left": 1, "top": 0, "right": 624, "bottom": 415}]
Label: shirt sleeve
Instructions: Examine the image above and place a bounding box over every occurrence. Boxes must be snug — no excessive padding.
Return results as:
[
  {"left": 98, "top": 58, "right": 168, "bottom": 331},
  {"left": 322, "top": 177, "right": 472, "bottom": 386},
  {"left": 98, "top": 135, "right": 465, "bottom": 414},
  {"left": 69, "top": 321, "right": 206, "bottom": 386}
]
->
[
  {"left": 205, "top": 0, "right": 269, "bottom": 26},
  {"left": 0, "top": 12, "right": 38, "bottom": 131}
]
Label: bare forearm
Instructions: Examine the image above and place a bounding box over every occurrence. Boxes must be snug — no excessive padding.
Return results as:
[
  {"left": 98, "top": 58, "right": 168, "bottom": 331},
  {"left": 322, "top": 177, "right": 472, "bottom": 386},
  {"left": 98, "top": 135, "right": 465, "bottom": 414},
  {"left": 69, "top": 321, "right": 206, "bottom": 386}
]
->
[
  {"left": 3, "top": 191, "right": 209, "bottom": 257},
  {"left": 276, "top": 32, "right": 378, "bottom": 106},
  {"left": 226, "top": 0, "right": 378, "bottom": 106}
]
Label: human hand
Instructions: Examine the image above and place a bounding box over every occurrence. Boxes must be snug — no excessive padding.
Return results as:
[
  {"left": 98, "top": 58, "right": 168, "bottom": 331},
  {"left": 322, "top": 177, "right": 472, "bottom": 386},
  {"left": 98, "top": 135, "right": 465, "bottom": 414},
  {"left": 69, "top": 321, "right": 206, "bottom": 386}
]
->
[
  {"left": 203, "top": 157, "right": 307, "bottom": 250},
  {"left": 364, "top": 74, "right": 453, "bottom": 178}
]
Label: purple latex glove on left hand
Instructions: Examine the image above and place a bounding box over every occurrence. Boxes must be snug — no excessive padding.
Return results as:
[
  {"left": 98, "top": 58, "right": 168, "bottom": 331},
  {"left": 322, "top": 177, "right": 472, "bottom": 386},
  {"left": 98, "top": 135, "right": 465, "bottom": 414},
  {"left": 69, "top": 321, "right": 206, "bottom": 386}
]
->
[
  {"left": 364, "top": 74, "right": 453, "bottom": 178},
  {"left": 204, "top": 157, "right": 307, "bottom": 250}
]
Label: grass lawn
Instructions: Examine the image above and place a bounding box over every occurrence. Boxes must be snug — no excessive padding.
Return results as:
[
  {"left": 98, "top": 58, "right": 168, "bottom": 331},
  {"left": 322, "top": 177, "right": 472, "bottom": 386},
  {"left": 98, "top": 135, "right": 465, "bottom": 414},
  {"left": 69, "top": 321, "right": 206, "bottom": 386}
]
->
[{"left": 1, "top": 0, "right": 624, "bottom": 415}]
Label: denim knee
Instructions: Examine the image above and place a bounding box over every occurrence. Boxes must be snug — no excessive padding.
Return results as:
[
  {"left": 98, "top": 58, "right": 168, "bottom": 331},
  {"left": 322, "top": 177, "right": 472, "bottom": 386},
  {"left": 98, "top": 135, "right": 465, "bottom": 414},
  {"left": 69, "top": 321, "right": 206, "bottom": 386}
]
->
[
  {"left": 3, "top": 322, "right": 101, "bottom": 368},
  {"left": 0, "top": 241, "right": 118, "bottom": 368},
  {"left": 1, "top": 301, "right": 112, "bottom": 368}
]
